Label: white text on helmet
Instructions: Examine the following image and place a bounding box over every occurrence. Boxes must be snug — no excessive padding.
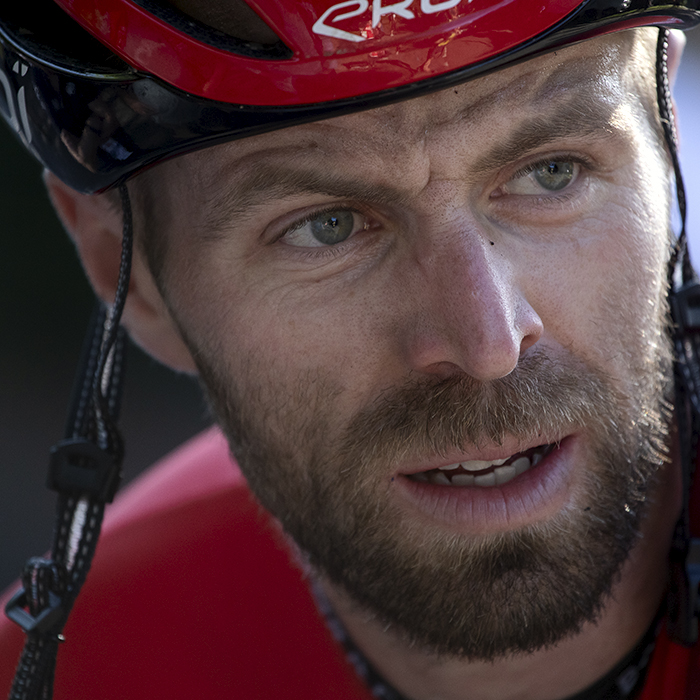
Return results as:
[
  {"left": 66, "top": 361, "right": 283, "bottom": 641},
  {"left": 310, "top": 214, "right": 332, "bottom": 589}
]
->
[{"left": 312, "top": 0, "right": 466, "bottom": 43}]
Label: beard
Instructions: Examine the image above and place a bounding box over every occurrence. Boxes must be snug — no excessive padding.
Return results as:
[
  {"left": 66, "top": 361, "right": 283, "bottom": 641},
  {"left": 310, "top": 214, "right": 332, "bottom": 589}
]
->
[{"left": 196, "top": 327, "right": 672, "bottom": 660}]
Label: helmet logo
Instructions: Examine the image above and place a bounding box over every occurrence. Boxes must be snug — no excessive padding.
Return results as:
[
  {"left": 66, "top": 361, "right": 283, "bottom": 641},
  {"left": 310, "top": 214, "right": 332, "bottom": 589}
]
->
[
  {"left": 313, "top": 0, "right": 464, "bottom": 42},
  {"left": 0, "top": 59, "right": 32, "bottom": 145}
]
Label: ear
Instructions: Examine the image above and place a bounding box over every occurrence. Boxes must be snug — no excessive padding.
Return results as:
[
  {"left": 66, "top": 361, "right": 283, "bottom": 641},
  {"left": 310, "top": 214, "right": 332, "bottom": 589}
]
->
[{"left": 45, "top": 171, "right": 198, "bottom": 374}]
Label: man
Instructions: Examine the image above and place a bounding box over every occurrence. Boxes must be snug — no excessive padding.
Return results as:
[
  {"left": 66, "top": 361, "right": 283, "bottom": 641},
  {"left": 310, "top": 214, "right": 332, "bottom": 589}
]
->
[{"left": 1, "top": 1, "right": 700, "bottom": 698}]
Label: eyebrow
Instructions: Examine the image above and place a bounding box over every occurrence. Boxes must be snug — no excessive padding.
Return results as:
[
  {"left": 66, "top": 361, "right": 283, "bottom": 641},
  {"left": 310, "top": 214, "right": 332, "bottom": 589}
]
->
[
  {"left": 471, "top": 94, "right": 620, "bottom": 174},
  {"left": 203, "top": 88, "right": 624, "bottom": 236},
  {"left": 203, "top": 166, "right": 414, "bottom": 234}
]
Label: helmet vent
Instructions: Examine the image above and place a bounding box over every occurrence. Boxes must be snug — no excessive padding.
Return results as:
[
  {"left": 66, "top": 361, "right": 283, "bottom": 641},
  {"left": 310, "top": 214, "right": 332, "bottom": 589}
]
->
[
  {"left": 1, "top": 2, "right": 132, "bottom": 75},
  {"left": 134, "top": 0, "right": 293, "bottom": 60}
]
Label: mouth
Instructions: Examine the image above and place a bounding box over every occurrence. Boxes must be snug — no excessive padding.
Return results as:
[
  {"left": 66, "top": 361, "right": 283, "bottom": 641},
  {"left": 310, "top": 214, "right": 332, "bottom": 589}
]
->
[
  {"left": 396, "top": 437, "right": 576, "bottom": 531},
  {"left": 407, "top": 443, "right": 557, "bottom": 488}
]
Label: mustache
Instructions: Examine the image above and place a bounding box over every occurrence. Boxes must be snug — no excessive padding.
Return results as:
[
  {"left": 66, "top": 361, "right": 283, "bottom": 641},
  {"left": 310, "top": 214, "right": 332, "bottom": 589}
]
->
[{"left": 338, "top": 350, "right": 621, "bottom": 471}]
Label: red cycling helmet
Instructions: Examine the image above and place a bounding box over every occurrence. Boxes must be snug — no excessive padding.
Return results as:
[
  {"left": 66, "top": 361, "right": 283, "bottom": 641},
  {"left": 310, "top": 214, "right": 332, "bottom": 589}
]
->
[{"left": 0, "top": 0, "right": 699, "bottom": 193}]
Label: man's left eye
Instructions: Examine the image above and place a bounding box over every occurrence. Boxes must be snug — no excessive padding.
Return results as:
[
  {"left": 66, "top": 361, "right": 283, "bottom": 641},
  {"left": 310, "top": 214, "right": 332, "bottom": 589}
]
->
[
  {"left": 281, "top": 209, "right": 368, "bottom": 248},
  {"left": 502, "top": 160, "right": 580, "bottom": 196}
]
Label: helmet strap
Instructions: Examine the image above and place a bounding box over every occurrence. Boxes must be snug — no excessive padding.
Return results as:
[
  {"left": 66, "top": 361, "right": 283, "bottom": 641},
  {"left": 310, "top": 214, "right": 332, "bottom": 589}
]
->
[
  {"left": 656, "top": 27, "right": 700, "bottom": 647},
  {"left": 5, "top": 184, "right": 133, "bottom": 699}
]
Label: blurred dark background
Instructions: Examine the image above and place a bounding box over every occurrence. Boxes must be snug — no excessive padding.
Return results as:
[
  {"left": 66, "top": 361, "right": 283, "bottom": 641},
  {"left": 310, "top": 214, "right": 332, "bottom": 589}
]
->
[
  {"left": 1, "top": 29, "right": 700, "bottom": 591},
  {"left": 0, "top": 130, "right": 212, "bottom": 589}
]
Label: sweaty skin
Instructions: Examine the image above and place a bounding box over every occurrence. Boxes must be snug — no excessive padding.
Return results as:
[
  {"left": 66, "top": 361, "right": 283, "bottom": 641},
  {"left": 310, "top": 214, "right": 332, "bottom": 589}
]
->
[{"left": 49, "top": 28, "right": 682, "bottom": 700}]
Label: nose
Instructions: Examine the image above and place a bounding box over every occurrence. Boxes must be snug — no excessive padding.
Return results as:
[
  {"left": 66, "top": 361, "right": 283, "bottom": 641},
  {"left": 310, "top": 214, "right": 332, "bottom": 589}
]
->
[{"left": 402, "top": 235, "right": 543, "bottom": 382}]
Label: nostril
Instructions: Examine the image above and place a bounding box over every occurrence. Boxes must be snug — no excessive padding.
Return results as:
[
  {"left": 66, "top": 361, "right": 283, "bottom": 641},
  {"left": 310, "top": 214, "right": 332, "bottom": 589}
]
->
[
  {"left": 520, "top": 332, "right": 540, "bottom": 354},
  {"left": 517, "top": 302, "right": 543, "bottom": 356}
]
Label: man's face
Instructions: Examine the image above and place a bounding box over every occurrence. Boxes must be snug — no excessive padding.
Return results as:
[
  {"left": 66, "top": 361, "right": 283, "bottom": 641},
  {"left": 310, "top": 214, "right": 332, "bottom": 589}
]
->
[{"left": 142, "top": 29, "right": 674, "bottom": 658}]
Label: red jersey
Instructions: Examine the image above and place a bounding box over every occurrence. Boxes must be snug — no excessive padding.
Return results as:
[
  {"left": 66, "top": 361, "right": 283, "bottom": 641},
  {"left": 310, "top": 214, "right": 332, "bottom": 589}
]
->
[{"left": 0, "top": 428, "right": 698, "bottom": 698}]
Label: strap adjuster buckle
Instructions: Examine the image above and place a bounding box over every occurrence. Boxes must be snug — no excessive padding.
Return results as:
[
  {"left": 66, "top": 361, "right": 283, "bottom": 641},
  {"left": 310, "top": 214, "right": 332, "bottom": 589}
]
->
[
  {"left": 667, "top": 538, "right": 700, "bottom": 646},
  {"left": 671, "top": 281, "right": 700, "bottom": 333},
  {"left": 4, "top": 587, "right": 64, "bottom": 636},
  {"left": 47, "top": 437, "right": 120, "bottom": 502},
  {"left": 687, "top": 537, "right": 700, "bottom": 609}
]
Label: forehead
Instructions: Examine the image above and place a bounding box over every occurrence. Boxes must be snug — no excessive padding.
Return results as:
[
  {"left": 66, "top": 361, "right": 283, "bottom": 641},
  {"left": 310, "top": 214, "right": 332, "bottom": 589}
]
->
[{"left": 149, "top": 28, "right": 658, "bottom": 225}]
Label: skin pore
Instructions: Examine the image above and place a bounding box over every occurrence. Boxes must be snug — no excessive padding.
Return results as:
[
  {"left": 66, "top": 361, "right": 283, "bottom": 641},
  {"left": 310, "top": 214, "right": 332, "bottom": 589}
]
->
[{"left": 53, "top": 28, "right": 682, "bottom": 700}]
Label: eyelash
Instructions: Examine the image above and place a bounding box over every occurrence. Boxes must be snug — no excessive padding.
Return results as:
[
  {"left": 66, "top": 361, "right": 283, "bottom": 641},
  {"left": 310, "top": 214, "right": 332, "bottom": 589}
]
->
[
  {"left": 514, "top": 153, "right": 592, "bottom": 179},
  {"left": 503, "top": 153, "right": 593, "bottom": 199},
  {"left": 274, "top": 205, "right": 374, "bottom": 259},
  {"left": 277, "top": 205, "right": 357, "bottom": 239}
]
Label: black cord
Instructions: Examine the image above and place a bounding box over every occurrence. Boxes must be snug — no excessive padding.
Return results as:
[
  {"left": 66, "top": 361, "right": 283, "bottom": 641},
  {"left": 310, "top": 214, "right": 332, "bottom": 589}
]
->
[
  {"left": 657, "top": 29, "right": 693, "bottom": 288},
  {"left": 6, "top": 183, "right": 133, "bottom": 700},
  {"left": 656, "top": 27, "right": 700, "bottom": 647}
]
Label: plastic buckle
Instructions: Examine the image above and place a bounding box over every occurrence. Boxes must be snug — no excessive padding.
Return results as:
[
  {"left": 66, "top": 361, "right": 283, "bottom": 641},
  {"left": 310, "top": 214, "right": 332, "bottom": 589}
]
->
[
  {"left": 47, "top": 437, "right": 120, "bottom": 503},
  {"left": 4, "top": 587, "right": 64, "bottom": 636},
  {"left": 671, "top": 281, "right": 700, "bottom": 333},
  {"left": 687, "top": 538, "right": 700, "bottom": 623},
  {"left": 668, "top": 538, "right": 700, "bottom": 646}
]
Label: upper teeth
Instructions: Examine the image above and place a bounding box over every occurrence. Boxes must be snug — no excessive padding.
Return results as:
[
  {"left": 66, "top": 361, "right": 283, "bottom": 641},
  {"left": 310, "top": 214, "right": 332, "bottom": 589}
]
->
[{"left": 438, "top": 457, "right": 508, "bottom": 472}]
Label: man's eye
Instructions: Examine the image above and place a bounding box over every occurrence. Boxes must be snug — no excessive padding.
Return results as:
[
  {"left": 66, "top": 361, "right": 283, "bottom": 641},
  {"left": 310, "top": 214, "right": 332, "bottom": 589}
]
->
[
  {"left": 281, "top": 209, "right": 367, "bottom": 248},
  {"left": 502, "top": 160, "right": 580, "bottom": 196}
]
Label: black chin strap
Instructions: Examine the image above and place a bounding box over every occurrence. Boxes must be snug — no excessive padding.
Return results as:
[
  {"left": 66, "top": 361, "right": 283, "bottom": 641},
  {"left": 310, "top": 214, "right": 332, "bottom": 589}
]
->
[
  {"left": 655, "top": 28, "right": 700, "bottom": 647},
  {"left": 5, "top": 183, "right": 133, "bottom": 700}
]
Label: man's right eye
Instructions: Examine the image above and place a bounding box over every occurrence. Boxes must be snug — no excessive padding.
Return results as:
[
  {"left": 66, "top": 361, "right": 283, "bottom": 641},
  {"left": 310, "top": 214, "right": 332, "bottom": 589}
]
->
[
  {"left": 500, "top": 159, "right": 581, "bottom": 197},
  {"left": 281, "top": 209, "right": 368, "bottom": 248},
  {"left": 530, "top": 161, "right": 577, "bottom": 191}
]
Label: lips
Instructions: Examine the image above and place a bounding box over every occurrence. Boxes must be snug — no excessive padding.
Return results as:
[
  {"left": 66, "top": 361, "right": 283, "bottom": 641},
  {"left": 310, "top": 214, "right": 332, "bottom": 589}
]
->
[
  {"left": 409, "top": 443, "right": 556, "bottom": 487},
  {"left": 395, "top": 436, "right": 576, "bottom": 533}
]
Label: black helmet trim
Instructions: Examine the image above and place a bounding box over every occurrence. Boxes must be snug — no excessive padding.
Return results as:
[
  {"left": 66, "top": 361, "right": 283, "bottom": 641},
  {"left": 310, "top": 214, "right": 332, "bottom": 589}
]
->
[{"left": 1, "top": 0, "right": 699, "bottom": 193}]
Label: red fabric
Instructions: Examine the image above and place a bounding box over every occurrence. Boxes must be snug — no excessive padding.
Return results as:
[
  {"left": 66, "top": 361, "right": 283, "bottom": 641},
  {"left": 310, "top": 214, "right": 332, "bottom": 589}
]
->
[
  {"left": 639, "top": 629, "right": 693, "bottom": 700},
  {"left": 638, "top": 451, "right": 700, "bottom": 700},
  {"left": 0, "top": 428, "right": 372, "bottom": 699},
  {"left": 637, "top": 448, "right": 700, "bottom": 700},
  {"left": 1, "top": 426, "right": 699, "bottom": 697}
]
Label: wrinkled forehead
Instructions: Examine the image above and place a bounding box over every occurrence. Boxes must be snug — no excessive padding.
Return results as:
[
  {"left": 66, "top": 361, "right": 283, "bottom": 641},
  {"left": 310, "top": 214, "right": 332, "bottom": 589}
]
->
[
  {"left": 162, "top": 28, "right": 658, "bottom": 191},
  {"left": 329, "top": 31, "right": 647, "bottom": 134}
]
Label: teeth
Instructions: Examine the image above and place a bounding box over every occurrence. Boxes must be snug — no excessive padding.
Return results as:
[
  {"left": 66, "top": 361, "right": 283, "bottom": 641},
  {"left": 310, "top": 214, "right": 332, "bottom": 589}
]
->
[
  {"left": 413, "top": 445, "right": 548, "bottom": 488},
  {"left": 494, "top": 464, "right": 516, "bottom": 485},
  {"left": 474, "top": 472, "right": 496, "bottom": 487},
  {"left": 462, "top": 460, "right": 494, "bottom": 472},
  {"left": 512, "top": 456, "right": 531, "bottom": 475},
  {"left": 438, "top": 457, "right": 508, "bottom": 472},
  {"left": 430, "top": 471, "right": 451, "bottom": 486}
]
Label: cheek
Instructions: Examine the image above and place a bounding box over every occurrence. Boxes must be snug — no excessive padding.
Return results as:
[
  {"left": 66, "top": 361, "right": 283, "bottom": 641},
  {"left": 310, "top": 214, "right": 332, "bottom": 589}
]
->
[
  {"left": 164, "top": 238, "right": 400, "bottom": 433},
  {"left": 528, "top": 195, "right": 670, "bottom": 379}
]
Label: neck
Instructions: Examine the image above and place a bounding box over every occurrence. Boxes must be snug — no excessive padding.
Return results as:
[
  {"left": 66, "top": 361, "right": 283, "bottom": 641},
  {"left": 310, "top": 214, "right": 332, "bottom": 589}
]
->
[{"left": 319, "top": 459, "right": 681, "bottom": 700}]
